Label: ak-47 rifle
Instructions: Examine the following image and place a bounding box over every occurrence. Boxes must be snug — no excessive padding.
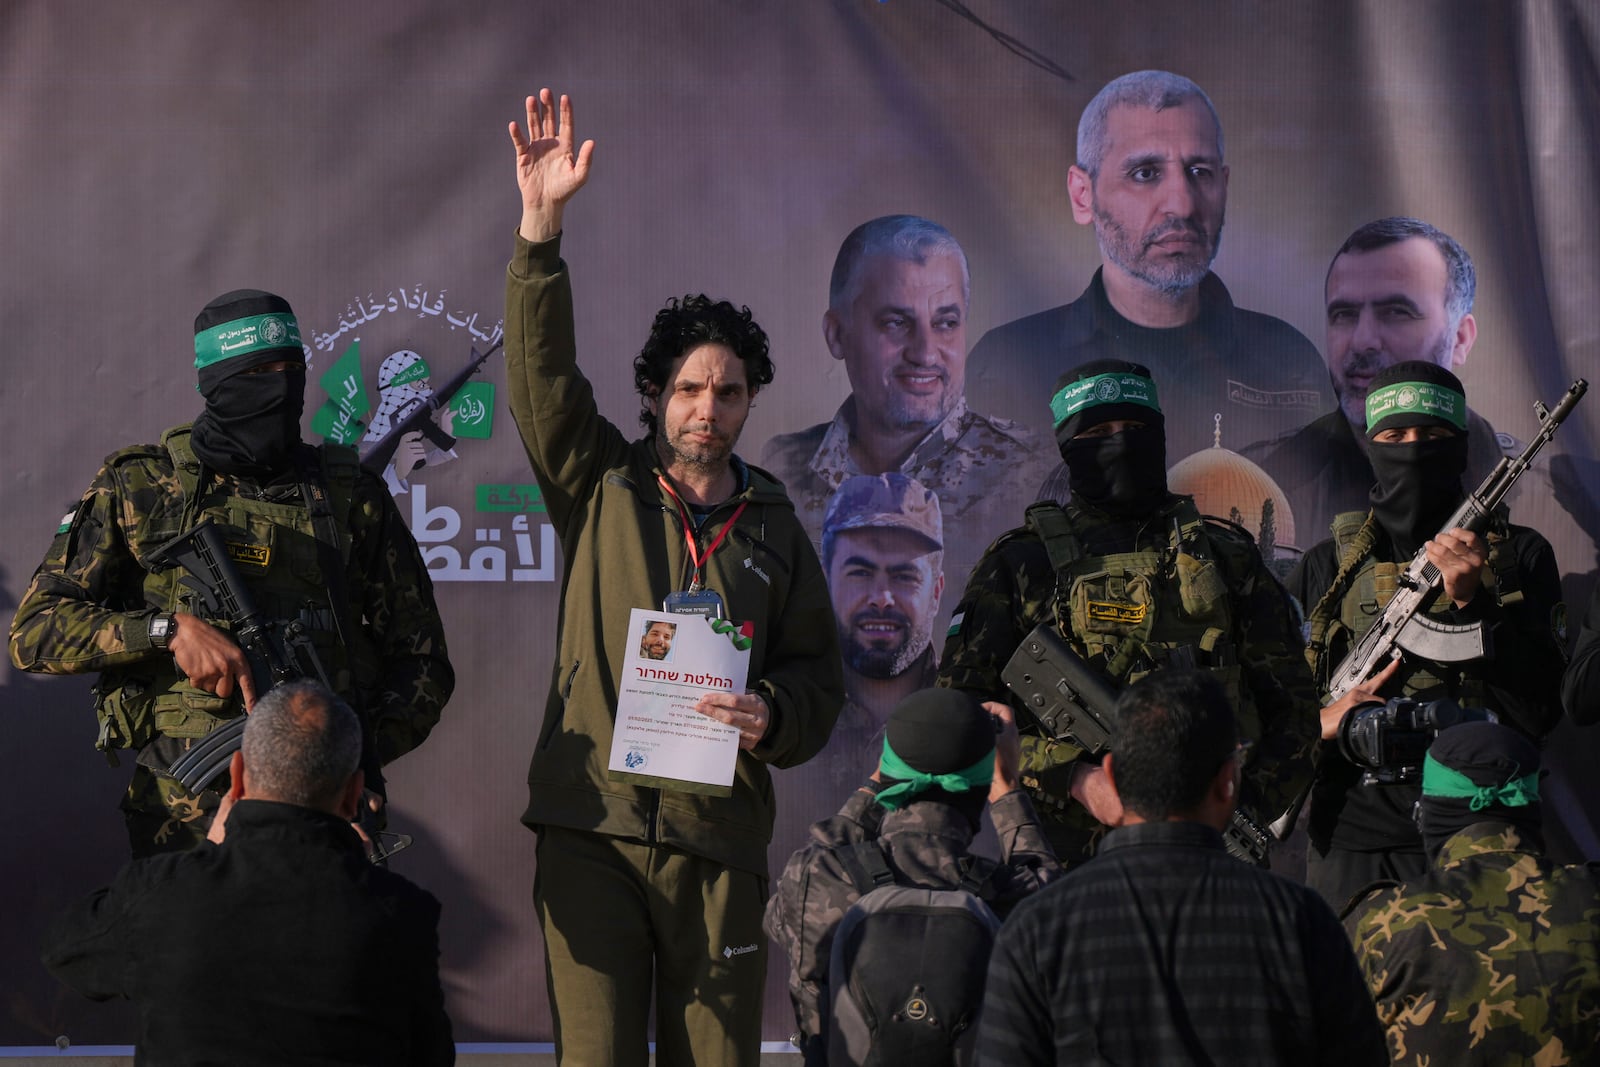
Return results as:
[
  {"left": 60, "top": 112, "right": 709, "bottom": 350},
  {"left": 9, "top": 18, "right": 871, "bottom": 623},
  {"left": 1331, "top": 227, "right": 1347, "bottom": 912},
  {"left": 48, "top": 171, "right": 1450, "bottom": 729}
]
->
[
  {"left": 148, "top": 519, "right": 330, "bottom": 793},
  {"left": 1003, "top": 623, "right": 1274, "bottom": 866},
  {"left": 359, "top": 337, "right": 503, "bottom": 477},
  {"left": 1269, "top": 377, "right": 1587, "bottom": 837},
  {"left": 1321, "top": 378, "right": 1586, "bottom": 701}
]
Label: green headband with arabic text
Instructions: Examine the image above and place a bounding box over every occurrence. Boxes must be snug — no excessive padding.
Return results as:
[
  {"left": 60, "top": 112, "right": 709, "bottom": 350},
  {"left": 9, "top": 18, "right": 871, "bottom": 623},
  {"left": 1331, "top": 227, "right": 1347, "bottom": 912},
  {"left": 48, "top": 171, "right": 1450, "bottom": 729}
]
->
[
  {"left": 194, "top": 312, "right": 303, "bottom": 371},
  {"left": 1365, "top": 380, "right": 1467, "bottom": 433},
  {"left": 1050, "top": 370, "right": 1161, "bottom": 429}
]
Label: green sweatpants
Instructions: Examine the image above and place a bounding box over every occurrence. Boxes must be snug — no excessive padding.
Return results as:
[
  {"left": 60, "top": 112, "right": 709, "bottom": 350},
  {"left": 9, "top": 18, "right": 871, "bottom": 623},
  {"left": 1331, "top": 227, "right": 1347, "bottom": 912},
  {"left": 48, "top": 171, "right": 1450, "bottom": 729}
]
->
[{"left": 534, "top": 825, "right": 770, "bottom": 1067}]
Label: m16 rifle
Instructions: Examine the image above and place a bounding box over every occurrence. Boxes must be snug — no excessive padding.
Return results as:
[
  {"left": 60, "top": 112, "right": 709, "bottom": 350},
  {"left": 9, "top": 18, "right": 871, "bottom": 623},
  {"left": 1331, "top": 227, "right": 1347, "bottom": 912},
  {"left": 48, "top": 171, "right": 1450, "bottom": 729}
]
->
[
  {"left": 148, "top": 519, "right": 331, "bottom": 793},
  {"left": 1270, "top": 378, "right": 1587, "bottom": 837},
  {"left": 359, "top": 338, "right": 502, "bottom": 476},
  {"left": 1002, "top": 623, "right": 1274, "bottom": 866},
  {"left": 147, "top": 519, "right": 412, "bottom": 863}
]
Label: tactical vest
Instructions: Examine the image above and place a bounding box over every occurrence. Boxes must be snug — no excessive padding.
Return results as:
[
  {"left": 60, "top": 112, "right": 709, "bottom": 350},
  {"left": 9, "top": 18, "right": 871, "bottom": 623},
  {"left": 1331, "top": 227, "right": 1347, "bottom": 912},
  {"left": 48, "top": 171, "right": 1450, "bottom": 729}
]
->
[
  {"left": 1025, "top": 498, "right": 1260, "bottom": 740},
  {"left": 1303, "top": 510, "right": 1519, "bottom": 704},
  {"left": 90, "top": 425, "right": 375, "bottom": 755}
]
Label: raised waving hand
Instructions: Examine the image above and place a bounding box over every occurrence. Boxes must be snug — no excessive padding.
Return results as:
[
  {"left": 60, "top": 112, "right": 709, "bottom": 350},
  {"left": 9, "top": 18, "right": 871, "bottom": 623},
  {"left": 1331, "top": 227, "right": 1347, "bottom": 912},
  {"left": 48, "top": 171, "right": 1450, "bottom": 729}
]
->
[{"left": 509, "top": 88, "right": 595, "bottom": 243}]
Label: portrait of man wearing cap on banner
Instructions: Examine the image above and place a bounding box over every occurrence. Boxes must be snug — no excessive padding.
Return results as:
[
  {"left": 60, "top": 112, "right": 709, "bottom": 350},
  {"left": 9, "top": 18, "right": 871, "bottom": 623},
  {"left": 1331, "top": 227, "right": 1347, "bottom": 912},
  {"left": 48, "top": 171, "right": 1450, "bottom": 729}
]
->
[
  {"left": 770, "top": 473, "right": 946, "bottom": 859},
  {"left": 8, "top": 289, "right": 453, "bottom": 857},
  {"left": 939, "top": 358, "right": 1326, "bottom": 869}
]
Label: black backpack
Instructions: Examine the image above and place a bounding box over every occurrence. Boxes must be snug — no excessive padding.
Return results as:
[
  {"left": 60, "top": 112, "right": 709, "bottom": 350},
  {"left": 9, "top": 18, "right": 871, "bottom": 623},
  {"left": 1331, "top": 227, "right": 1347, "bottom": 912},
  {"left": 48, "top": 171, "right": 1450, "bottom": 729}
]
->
[{"left": 822, "top": 841, "right": 1001, "bottom": 1067}]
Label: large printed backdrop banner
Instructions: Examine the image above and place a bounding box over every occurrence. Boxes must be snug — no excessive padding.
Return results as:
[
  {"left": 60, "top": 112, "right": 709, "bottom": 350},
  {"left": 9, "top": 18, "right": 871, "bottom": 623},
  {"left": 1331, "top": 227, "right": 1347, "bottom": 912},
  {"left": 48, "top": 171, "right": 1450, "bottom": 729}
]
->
[{"left": 2, "top": 0, "right": 1597, "bottom": 1047}]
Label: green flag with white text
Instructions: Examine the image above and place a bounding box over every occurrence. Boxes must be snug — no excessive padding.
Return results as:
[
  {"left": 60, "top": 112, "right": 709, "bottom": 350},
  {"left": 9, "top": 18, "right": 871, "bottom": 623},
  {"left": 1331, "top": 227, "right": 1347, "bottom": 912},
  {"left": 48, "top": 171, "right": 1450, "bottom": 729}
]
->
[{"left": 312, "top": 340, "right": 371, "bottom": 445}]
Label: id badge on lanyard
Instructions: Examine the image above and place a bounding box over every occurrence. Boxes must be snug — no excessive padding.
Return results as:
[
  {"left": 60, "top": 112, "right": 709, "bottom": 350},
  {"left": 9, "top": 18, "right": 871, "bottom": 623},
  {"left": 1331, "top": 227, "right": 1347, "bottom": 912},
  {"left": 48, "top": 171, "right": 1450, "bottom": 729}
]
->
[
  {"left": 663, "top": 588, "right": 725, "bottom": 618},
  {"left": 660, "top": 475, "right": 745, "bottom": 621}
]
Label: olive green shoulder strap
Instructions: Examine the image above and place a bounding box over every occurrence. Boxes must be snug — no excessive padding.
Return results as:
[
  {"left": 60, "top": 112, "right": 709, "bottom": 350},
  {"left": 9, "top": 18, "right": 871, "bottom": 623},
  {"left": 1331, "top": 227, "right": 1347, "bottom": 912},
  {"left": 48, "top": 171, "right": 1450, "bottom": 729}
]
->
[
  {"left": 1304, "top": 510, "right": 1381, "bottom": 672},
  {"left": 1023, "top": 501, "right": 1083, "bottom": 573},
  {"left": 158, "top": 424, "right": 208, "bottom": 532}
]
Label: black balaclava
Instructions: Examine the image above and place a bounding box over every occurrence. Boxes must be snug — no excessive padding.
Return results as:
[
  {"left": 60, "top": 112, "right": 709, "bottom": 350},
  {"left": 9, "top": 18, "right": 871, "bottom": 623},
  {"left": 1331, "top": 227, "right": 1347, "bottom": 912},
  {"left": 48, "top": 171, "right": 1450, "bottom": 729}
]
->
[
  {"left": 1418, "top": 721, "right": 1543, "bottom": 859},
  {"left": 1365, "top": 360, "right": 1470, "bottom": 555},
  {"left": 1051, "top": 359, "right": 1167, "bottom": 517},
  {"left": 190, "top": 289, "right": 307, "bottom": 480}
]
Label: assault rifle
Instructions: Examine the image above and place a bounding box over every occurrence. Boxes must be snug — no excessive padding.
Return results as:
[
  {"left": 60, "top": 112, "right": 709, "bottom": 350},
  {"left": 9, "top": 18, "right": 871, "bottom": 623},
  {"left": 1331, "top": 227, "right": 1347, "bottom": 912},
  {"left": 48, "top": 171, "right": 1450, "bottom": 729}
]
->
[
  {"left": 1270, "top": 377, "right": 1587, "bottom": 836},
  {"left": 1002, "top": 623, "right": 1274, "bottom": 866},
  {"left": 1321, "top": 378, "right": 1586, "bottom": 701},
  {"left": 147, "top": 520, "right": 412, "bottom": 863},
  {"left": 359, "top": 338, "right": 502, "bottom": 476},
  {"left": 148, "top": 519, "right": 331, "bottom": 793}
]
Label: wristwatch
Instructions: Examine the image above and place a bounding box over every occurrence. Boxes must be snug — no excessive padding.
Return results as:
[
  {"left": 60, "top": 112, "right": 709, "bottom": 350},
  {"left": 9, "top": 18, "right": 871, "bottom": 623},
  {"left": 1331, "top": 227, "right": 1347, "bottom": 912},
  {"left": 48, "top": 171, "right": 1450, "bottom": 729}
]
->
[{"left": 148, "top": 612, "right": 176, "bottom": 649}]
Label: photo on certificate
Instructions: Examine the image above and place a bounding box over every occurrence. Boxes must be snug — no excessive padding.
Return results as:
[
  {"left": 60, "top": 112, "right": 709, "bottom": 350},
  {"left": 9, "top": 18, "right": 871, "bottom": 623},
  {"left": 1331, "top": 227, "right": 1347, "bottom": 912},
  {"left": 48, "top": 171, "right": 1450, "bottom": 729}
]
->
[{"left": 608, "top": 608, "right": 754, "bottom": 796}]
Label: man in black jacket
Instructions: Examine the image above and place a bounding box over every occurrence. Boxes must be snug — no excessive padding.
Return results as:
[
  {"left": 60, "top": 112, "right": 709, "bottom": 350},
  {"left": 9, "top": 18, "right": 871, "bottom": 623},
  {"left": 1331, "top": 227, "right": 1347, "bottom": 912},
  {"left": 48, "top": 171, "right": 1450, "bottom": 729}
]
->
[{"left": 42, "top": 680, "right": 454, "bottom": 1066}]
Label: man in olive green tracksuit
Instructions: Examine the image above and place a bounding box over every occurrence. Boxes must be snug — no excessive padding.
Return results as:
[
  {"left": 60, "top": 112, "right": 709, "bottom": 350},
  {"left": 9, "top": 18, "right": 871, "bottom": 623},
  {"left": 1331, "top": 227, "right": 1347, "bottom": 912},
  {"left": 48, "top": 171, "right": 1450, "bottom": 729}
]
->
[{"left": 502, "top": 90, "right": 844, "bottom": 1067}]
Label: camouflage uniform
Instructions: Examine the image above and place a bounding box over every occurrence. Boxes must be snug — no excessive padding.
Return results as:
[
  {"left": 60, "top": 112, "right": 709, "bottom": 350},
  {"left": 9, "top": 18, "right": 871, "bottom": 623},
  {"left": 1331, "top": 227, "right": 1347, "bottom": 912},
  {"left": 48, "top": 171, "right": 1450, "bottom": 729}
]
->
[
  {"left": 763, "top": 784, "right": 1061, "bottom": 1050},
  {"left": 9, "top": 425, "right": 453, "bottom": 854},
  {"left": 759, "top": 396, "right": 1054, "bottom": 583},
  {"left": 1345, "top": 821, "right": 1600, "bottom": 1065},
  {"left": 937, "top": 494, "right": 1319, "bottom": 865}
]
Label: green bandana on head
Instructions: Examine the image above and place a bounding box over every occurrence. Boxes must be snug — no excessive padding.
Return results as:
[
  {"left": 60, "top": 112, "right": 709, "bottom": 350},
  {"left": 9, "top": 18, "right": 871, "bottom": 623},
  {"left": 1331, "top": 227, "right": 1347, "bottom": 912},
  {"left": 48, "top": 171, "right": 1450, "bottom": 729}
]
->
[
  {"left": 1421, "top": 752, "right": 1539, "bottom": 812},
  {"left": 875, "top": 737, "right": 994, "bottom": 811},
  {"left": 1050, "top": 371, "right": 1161, "bottom": 430}
]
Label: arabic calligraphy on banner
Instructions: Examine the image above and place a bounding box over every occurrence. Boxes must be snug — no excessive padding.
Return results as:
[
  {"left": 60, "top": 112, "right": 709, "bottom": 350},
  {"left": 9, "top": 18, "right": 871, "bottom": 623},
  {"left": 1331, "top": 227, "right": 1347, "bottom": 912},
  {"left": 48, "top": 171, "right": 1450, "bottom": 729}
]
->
[
  {"left": 310, "top": 287, "right": 504, "bottom": 355},
  {"left": 410, "top": 483, "right": 558, "bottom": 583}
]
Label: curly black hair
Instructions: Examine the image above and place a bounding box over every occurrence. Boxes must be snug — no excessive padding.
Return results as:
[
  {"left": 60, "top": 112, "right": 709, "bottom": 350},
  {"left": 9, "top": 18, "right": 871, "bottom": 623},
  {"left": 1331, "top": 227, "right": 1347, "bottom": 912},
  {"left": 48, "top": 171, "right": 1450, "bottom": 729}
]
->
[{"left": 634, "top": 294, "right": 775, "bottom": 435}]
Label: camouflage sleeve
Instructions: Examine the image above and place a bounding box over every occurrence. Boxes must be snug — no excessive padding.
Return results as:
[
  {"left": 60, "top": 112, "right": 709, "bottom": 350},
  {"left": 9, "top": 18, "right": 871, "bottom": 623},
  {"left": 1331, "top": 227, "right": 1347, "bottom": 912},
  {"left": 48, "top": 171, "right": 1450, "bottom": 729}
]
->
[
  {"left": 1344, "top": 890, "right": 1409, "bottom": 1038},
  {"left": 935, "top": 532, "right": 1050, "bottom": 707},
  {"left": 938, "top": 534, "right": 1089, "bottom": 809},
  {"left": 1234, "top": 551, "right": 1319, "bottom": 821},
  {"left": 985, "top": 789, "right": 1064, "bottom": 914},
  {"left": 347, "top": 473, "right": 454, "bottom": 765},
  {"left": 9, "top": 462, "right": 162, "bottom": 673},
  {"left": 763, "top": 787, "right": 882, "bottom": 1043}
]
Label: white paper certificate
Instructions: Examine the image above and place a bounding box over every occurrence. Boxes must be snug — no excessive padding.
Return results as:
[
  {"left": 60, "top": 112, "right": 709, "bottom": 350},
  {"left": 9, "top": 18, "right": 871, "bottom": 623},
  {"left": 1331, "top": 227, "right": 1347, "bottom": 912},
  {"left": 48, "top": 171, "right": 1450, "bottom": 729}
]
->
[{"left": 607, "top": 608, "right": 753, "bottom": 796}]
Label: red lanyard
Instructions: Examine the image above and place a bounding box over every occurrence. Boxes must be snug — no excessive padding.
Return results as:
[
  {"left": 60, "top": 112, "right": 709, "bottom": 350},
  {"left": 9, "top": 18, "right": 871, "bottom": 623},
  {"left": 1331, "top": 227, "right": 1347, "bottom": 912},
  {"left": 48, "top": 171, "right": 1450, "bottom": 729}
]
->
[{"left": 659, "top": 476, "right": 748, "bottom": 592}]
